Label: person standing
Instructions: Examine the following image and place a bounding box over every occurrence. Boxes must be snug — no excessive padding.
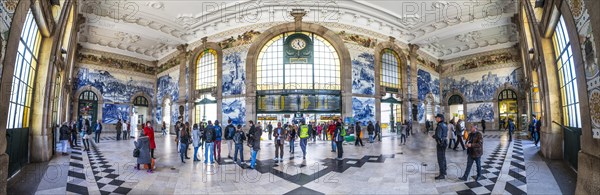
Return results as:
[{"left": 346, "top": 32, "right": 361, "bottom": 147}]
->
[
  {"left": 460, "top": 126, "right": 483, "bottom": 181},
  {"left": 203, "top": 120, "right": 216, "bottom": 164},
  {"left": 299, "top": 121, "right": 310, "bottom": 159},
  {"left": 317, "top": 123, "right": 323, "bottom": 141},
  {"left": 273, "top": 122, "right": 286, "bottom": 162},
  {"left": 59, "top": 122, "right": 70, "bottom": 156},
  {"left": 82, "top": 119, "right": 92, "bottom": 151},
  {"left": 328, "top": 121, "right": 337, "bottom": 152},
  {"left": 453, "top": 119, "right": 466, "bottom": 150},
  {"left": 432, "top": 114, "right": 448, "bottom": 180},
  {"left": 213, "top": 120, "right": 223, "bottom": 162},
  {"left": 448, "top": 120, "right": 456, "bottom": 149},
  {"left": 125, "top": 120, "right": 131, "bottom": 140},
  {"left": 192, "top": 124, "right": 201, "bottom": 161},
  {"left": 224, "top": 120, "right": 236, "bottom": 159},
  {"left": 143, "top": 121, "right": 156, "bottom": 159},
  {"left": 233, "top": 124, "right": 246, "bottom": 164},
  {"left": 134, "top": 132, "right": 153, "bottom": 173},
  {"left": 367, "top": 121, "right": 375, "bottom": 143},
  {"left": 534, "top": 117, "right": 542, "bottom": 147},
  {"left": 179, "top": 126, "right": 191, "bottom": 163},
  {"left": 122, "top": 120, "right": 129, "bottom": 140},
  {"left": 529, "top": 115, "right": 537, "bottom": 141},
  {"left": 248, "top": 120, "right": 262, "bottom": 169},
  {"left": 480, "top": 119, "right": 486, "bottom": 134},
  {"left": 161, "top": 121, "right": 167, "bottom": 136},
  {"left": 375, "top": 121, "right": 382, "bottom": 142},
  {"left": 354, "top": 122, "right": 364, "bottom": 146},
  {"left": 400, "top": 120, "right": 408, "bottom": 145},
  {"left": 94, "top": 120, "right": 103, "bottom": 143},
  {"left": 70, "top": 121, "right": 78, "bottom": 147},
  {"left": 116, "top": 119, "right": 123, "bottom": 141},
  {"left": 267, "top": 122, "right": 273, "bottom": 140},
  {"left": 508, "top": 118, "right": 515, "bottom": 142},
  {"left": 288, "top": 125, "right": 297, "bottom": 154},
  {"left": 333, "top": 121, "right": 344, "bottom": 160}
]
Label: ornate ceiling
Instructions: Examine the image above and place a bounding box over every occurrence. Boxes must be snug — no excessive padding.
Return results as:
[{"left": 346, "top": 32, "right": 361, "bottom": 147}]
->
[{"left": 77, "top": 0, "right": 518, "bottom": 63}]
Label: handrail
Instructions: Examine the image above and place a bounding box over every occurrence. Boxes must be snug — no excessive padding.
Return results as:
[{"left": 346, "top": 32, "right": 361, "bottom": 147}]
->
[{"left": 552, "top": 121, "right": 580, "bottom": 132}]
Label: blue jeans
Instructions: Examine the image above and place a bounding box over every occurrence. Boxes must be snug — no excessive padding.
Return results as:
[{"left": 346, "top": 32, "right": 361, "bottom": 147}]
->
[
  {"left": 331, "top": 140, "right": 336, "bottom": 151},
  {"left": 289, "top": 140, "right": 295, "bottom": 153},
  {"left": 300, "top": 138, "right": 308, "bottom": 158},
  {"left": 462, "top": 156, "right": 481, "bottom": 178},
  {"left": 369, "top": 134, "right": 374, "bottom": 143},
  {"left": 180, "top": 143, "right": 188, "bottom": 162},
  {"left": 234, "top": 144, "right": 244, "bottom": 163},
  {"left": 193, "top": 146, "right": 200, "bottom": 161},
  {"left": 250, "top": 149, "right": 258, "bottom": 168},
  {"left": 204, "top": 142, "right": 214, "bottom": 163}
]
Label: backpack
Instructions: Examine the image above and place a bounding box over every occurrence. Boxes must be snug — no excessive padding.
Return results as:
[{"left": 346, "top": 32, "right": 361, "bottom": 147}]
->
[
  {"left": 227, "top": 125, "right": 236, "bottom": 140},
  {"left": 341, "top": 125, "right": 346, "bottom": 137},
  {"left": 299, "top": 125, "right": 309, "bottom": 138},
  {"left": 233, "top": 131, "right": 243, "bottom": 144},
  {"left": 205, "top": 127, "right": 214, "bottom": 142}
]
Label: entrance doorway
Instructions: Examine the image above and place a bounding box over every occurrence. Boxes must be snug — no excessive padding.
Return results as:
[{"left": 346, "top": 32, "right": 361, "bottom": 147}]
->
[
  {"left": 381, "top": 93, "right": 402, "bottom": 132},
  {"left": 195, "top": 93, "right": 217, "bottom": 124},
  {"left": 78, "top": 91, "right": 99, "bottom": 125},
  {"left": 448, "top": 95, "right": 464, "bottom": 120},
  {"left": 498, "top": 89, "right": 518, "bottom": 129},
  {"left": 163, "top": 98, "right": 171, "bottom": 134},
  {"left": 133, "top": 96, "right": 148, "bottom": 137}
]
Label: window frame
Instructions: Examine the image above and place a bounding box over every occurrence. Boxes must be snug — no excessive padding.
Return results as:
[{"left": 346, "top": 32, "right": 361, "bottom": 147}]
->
[
  {"left": 195, "top": 49, "right": 217, "bottom": 91},
  {"left": 380, "top": 49, "right": 402, "bottom": 91},
  {"left": 552, "top": 16, "right": 581, "bottom": 128}
]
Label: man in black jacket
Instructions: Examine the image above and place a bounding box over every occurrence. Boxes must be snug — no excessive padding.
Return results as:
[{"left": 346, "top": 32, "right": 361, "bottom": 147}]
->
[
  {"left": 432, "top": 114, "right": 448, "bottom": 180},
  {"left": 248, "top": 120, "right": 261, "bottom": 169}
]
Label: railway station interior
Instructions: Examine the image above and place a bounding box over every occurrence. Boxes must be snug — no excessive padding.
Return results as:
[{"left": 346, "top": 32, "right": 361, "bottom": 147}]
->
[{"left": 0, "top": 0, "right": 599, "bottom": 194}]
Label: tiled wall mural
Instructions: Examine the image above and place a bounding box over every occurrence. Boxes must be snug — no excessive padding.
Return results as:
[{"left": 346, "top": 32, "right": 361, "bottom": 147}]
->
[
  {"left": 352, "top": 97, "right": 375, "bottom": 126},
  {"left": 77, "top": 54, "right": 155, "bottom": 75},
  {"left": 0, "top": 0, "right": 16, "bottom": 77},
  {"left": 338, "top": 31, "right": 378, "bottom": 48},
  {"left": 218, "top": 30, "right": 261, "bottom": 50},
  {"left": 466, "top": 103, "right": 494, "bottom": 122},
  {"left": 76, "top": 67, "right": 154, "bottom": 103},
  {"left": 222, "top": 51, "right": 246, "bottom": 96},
  {"left": 102, "top": 104, "right": 130, "bottom": 124},
  {"left": 441, "top": 67, "right": 521, "bottom": 102},
  {"left": 568, "top": 0, "right": 600, "bottom": 137},
  {"left": 442, "top": 51, "right": 518, "bottom": 74},
  {"left": 417, "top": 68, "right": 440, "bottom": 101},
  {"left": 351, "top": 52, "right": 375, "bottom": 95},
  {"left": 222, "top": 98, "right": 246, "bottom": 126},
  {"left": 155, "top": 70, "right": 180, "bottom": 125}
]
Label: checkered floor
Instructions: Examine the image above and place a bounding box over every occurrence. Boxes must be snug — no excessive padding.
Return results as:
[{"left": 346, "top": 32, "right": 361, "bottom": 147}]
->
[
  {"left": 87, "top": 142, "right": 133, "bottom": 194},
  {"left": 504, "top": 139, "right": 527, "bottom": 194},
  {"left": 66, "top": 140, "right": 90, "bottom": 195}
]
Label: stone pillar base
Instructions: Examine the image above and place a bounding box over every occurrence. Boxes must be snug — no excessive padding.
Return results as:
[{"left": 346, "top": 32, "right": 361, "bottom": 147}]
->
[
  {"left": 0, "top": 153, "right": 8, "bottom": 195},
  {"left": 576, "top": 151, "right": 600, "bottom": 194},
  {"left": 30, "top": 134, "right": 52, "bottom": 163},
  {"left": 540, "top": 131, "right": 563, "bottom": 160}
]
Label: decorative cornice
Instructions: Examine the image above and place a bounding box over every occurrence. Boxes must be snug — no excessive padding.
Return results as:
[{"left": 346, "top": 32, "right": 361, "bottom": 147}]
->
[
  {"left": 76, "top": 53, "right": 157, "bottom": 75},
  {"left": 79, "top": 48, "right": 155, "bottom": 66},
  {"left": 156, "top": 64, "right": 180, "bottom": 77},
  {"left": 440, "top": 49, "right": 519, "bottom": 74},
  {"left": 346, "top": 42, "right": 375, "bottom": 53},
  {"left": 441, "top": 48, "right": 518, "bottom": 65},
  {"left": 156, "top": 56, "right": 181, "bottom": 73}
]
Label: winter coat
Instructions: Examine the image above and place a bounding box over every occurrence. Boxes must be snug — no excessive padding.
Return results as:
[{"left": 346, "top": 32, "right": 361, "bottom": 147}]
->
[
  {"left": 135, "top": 136, "right": 152, "bottom": 164},
  {"left": 59, "top": 124, "right": 70, "bottom": 140},
  {"left": 367, "top": 124, "right": 375, "bottom": 135},
  {"left": 192, "top": 127, "right": 201, "bottom": 147},
  {"left": 467, "top": 131, "right": 483, "bottom": 158},
  {"left": 143, "top": 126, "right": 156, "bottom": 149},
  {"left": 448, "top": 124, "right": 456, "bottom": 140},
  {"left": 116, "top": 122, "right": 122, "bottom": 133},
  {"left": 273, "top": 127, "right": 286, "bottom": 145},
  {"left": 333, "top": 125, "right": 344, "bottom": 142}
]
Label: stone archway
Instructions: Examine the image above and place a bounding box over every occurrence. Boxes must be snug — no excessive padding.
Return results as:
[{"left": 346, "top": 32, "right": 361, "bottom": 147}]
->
[
  {"left": 130, "top": 91, "right": 153, "bottom": 126},
  {"left": 244, "top": 21, "right": 352, "bottom": 121},
  {"left": 374, "top": 39, "right": 409, "bottom": 124},
  {"left": 73, "top": 86, "right": 104, "bottom": 122},
  {"left": 444, "top": 89, "right": 467, "bottom": 122},
  {"left": 493, "top": 83, "right": 524, "bottom": 130}
]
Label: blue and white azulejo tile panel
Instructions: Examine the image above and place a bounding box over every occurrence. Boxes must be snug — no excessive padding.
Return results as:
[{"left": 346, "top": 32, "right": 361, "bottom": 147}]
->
[{"left": 352, "top": 97, "right": 375, "bottom": 126}]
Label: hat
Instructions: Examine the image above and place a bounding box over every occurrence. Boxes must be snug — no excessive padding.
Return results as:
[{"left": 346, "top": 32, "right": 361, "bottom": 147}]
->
[{"left": 435, "top": 114, "right": 445, "bottom": 119}]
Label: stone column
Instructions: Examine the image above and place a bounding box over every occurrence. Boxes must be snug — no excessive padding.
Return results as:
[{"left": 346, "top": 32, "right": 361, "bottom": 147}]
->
[
  {"left": 176, "top": 44, "right": 189, "bottom": 124},
  {"left": 538, "top": 37, "right": 563, "bottom": 159},
  {"left": 408, "top": 44, "right": 420, "bottom": 130}
]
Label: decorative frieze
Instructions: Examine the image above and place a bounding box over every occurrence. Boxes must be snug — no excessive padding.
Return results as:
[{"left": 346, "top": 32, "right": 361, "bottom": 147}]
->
[{"left": 76, "top": 53, "right": 156, "bottom": 75}]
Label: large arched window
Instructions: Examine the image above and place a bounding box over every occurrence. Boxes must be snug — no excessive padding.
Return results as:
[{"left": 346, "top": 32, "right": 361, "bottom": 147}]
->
[
  {"left": 381, "top": 49, "right": 401, "bottom": 91},
  {"left": 256, "top": 32, "right": 340, "bottom": 91},
  {"left": 7, "top": 10, "right": 42, "bottom": 129},
  {"left": 196, "top": 49, "right": 217, "bottom": 90},
  {"left": 552, "top": 16, "right": 580, "bottom": 128}
]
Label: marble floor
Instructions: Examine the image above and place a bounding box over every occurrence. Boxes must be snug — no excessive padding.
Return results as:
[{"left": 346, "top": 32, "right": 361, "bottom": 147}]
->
[{"left": 26, "top": 129, "right": 573, "bottom": 194}]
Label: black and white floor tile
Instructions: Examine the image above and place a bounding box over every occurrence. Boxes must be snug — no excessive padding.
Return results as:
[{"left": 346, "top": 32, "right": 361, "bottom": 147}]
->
[
  {"left": 86, "top": 143, "right": 133, "bottom": 195},
  {"left": 66, "top": 140, "right": 90, "bottom": 195},
  {"left": 504, "top": 139, "right": 527, "bottom": 194}
]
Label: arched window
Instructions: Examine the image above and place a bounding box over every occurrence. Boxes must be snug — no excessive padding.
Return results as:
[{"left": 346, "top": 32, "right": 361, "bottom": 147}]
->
[
  {"left": 7, "top": 10, "right": 42, "bottom": 129},
  {"left": 196, "top": 49, "right": 217, "bottom": 90},
  {"left": 381, "top": 49, "right": 401, "bottom": 91},
  {"left": 133, "top": 96, "right": 148, "bottom": 106},
  {"left": 79, "top": 91, "right": 99, "bottom": 101},
  {"left": 552, "top": 16, "right": 580, "bottom": 128},
  {"left": 448, "top": 95, "right": 463, "bottom": 105},
  {"left": 498, "top": 89, "right": 517, "bottom": 101},
  {"left": 256, "top": 32, "right": 340, "bottom": 90}
]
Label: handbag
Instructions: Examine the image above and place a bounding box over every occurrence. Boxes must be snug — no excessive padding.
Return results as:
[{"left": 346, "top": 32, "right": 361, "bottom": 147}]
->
[{"left": 133, "top": 148, "right": 140, "bottom": 157}]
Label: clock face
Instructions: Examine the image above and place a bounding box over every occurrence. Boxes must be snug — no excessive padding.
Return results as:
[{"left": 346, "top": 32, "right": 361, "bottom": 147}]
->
[{"left": 290, "top": 38, "right": 306, "bottom": 50}]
